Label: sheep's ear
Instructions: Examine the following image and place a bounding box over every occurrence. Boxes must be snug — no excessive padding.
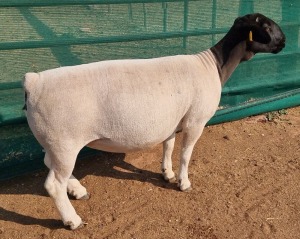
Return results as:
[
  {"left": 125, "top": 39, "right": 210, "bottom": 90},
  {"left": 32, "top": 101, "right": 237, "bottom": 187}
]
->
[
  {"left": 234, "top": 14, "right": 271, "bottom": 44},
  {"left": 250, "top": 25, "right": 271, "bottom": 44}
]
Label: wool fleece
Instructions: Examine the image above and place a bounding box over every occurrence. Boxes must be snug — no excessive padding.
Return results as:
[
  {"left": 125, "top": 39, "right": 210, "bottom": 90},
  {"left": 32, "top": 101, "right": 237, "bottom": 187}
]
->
[{"left": 24, "top": 50, "right": 220, "bottom": 154}]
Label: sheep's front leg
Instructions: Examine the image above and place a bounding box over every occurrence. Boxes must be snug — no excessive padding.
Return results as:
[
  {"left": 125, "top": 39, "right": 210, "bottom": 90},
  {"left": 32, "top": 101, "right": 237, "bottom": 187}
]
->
[
  {"left": 44, "top": 153, "right": 89, "bottom": 200},
  {"left": 161, "top": 133, "right": 176, "bottom": 183},
  {"left": 44, "top": 150, "right": 83, "bottom": 229},
  {"left": 178, "top": 124, "right": 205, "bottom": 191}
]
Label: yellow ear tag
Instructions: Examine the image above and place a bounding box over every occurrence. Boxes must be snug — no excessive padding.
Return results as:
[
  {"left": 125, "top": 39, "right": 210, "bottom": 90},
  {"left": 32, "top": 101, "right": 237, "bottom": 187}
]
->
[{"left": 249, "top": 31, "right": 253, "bottom": 41}]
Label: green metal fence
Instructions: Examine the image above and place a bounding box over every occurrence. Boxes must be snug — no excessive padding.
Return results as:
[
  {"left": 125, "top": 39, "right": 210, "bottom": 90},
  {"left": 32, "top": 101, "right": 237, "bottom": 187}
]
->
[{"left": 0, "top": 0, "right": 299, "bottom": 179}]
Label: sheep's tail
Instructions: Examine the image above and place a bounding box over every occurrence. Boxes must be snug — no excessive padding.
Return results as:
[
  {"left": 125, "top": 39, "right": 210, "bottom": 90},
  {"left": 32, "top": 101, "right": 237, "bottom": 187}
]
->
[{"left": 23, "top": 72, "right": 40, "bottom": 110}]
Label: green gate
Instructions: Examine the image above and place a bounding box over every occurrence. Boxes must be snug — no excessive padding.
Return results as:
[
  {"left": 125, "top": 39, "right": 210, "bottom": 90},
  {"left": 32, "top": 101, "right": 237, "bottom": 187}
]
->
[{"left": 0, "top": 0, "right": 299, "bottom": 179}]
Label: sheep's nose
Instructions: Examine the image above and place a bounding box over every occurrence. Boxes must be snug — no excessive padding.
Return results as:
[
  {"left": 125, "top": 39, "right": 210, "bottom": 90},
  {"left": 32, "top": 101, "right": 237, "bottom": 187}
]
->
[
  {"left": 275, "top": 34, "right": 285, "bottom": 47},
  {"left": 272, "top": 38, "right": 285, "bottom": 53}
]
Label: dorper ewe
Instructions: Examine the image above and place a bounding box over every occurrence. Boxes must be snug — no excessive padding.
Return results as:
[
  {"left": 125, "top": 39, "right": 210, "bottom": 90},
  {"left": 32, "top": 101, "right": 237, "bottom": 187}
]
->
[{"left": 23, "top": 13, "right": 285, "bottom": 229}]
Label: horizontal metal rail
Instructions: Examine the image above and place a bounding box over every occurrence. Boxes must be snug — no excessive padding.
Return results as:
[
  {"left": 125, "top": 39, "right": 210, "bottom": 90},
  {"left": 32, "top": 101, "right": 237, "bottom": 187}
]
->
[
  {"left": 0, "top": 0, "right": 197, "bottom": 7},
  {"left": 0, "top": 82, "right": 23, "bottom": 90},
  {"left": 0, "top": 28, "right": 228, "bottom": 51}
]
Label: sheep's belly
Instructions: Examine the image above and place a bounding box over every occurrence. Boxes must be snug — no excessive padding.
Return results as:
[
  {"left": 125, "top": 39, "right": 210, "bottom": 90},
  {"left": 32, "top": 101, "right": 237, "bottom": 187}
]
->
[{"left": 86, "top": 138, "right": 160, "bottom": 153}]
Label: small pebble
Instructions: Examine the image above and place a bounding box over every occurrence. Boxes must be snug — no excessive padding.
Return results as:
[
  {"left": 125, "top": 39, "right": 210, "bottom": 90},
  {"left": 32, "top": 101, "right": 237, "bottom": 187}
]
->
[{"left": 261, "top": 222, "right": 272, "bottom": 235}]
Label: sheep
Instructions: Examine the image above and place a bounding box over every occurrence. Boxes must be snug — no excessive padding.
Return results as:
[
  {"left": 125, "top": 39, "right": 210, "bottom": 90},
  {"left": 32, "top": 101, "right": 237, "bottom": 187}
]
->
[{"left": 23, "top": 13, "right": 285, "bottom": 229}]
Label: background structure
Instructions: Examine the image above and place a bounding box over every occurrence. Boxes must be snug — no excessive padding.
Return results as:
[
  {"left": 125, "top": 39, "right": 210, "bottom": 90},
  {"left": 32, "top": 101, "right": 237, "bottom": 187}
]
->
[{"left": 0, "top": 0, "right": 299, "bottom": 179}]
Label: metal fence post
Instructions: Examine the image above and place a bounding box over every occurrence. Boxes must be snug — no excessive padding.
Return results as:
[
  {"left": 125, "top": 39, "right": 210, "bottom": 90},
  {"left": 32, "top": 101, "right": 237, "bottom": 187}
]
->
[
  {"left": 128, "top": 3, "right": 133, "bottom": 20},
  {"left": 183, "top": 0, "right": 188, "bottom": 48},
  {"left": 211, "top": 0, "right": 217, "bottom": 45},
  {"left": 143, "top": 3, "right": 147, "bottom": 29},
  {"left": 162, "top": 2, "right": 168, "bottom": 32}
]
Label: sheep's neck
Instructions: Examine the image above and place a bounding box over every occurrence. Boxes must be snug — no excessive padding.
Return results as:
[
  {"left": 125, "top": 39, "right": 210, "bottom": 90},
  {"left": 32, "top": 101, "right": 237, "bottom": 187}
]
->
[{"left": 210, "top": 30, "right": 253, "bottom": 86}]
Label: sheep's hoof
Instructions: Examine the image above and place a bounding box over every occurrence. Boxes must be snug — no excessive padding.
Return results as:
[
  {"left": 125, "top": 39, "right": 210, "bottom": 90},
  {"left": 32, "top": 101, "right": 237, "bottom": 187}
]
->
[
  {"left": 77, "top": 221, "right": 88, "bottom": 229},
  {"left": 167, "top": 176, "right": 177, "bottom": 183},
  {"left": 180, "top": 186, "right": 192, "bottom": 192},
  {"left": 64, "top": 220, "right": 86, "bottom": 230},
  {"left": 66, "top": 221, "right": 87, "bottom": 230},
  {"left": 178, "top": 180, "right": 192, "bottom": 192},
  {"left": 79, "top": 193, "right": 90, "bottom": 200},
  {"left": 163, "top": 175, "right": 176, "bottom": 183}
]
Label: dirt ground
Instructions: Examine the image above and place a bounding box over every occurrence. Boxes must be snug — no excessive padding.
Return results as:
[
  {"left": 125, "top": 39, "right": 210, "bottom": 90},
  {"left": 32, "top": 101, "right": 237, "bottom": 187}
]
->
[{"left": 0, "top": 107, "right": 299, "bottom": 239}]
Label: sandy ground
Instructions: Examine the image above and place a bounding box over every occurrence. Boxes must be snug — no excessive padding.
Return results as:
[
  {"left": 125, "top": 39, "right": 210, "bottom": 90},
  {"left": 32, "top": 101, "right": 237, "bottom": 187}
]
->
[{"left": 0, "top": 107, "right": 299, "bottom": 239}]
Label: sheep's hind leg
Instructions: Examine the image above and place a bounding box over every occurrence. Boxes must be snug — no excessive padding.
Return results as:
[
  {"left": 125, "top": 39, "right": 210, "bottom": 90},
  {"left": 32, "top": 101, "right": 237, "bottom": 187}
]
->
[
  {"left": 44, "top": 153, "right": 89, "bottom": 200},
  {"left": 161, "top": 133, "right": 176, "bottom": 183},
  {"left": 178, "top": 124, "right": 205, "bottom": 192},
  {"left": 44, "top": 149, "right": 84, "bottom": 229}
]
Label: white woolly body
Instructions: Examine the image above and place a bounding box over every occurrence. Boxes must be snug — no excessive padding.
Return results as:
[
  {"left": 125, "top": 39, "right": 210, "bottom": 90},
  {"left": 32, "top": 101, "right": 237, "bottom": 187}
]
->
[
  {"left": 24, "top": 49, "right": 221, "bottom": 229},
  {"left": 24, "top": 50, "right": 221, "bottom": 153}
]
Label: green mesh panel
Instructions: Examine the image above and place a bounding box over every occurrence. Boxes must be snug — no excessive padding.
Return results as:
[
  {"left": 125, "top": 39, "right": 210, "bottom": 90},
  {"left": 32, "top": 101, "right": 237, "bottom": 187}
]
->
[{"left": 0, "top": 0, "right": 299, "bottom": 179}]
